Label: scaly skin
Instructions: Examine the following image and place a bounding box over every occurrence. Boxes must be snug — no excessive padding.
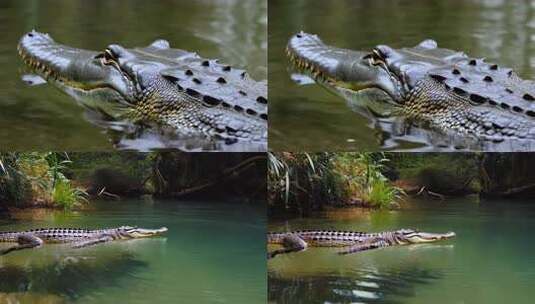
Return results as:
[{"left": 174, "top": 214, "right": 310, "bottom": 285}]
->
[
  {"left": 267, "top": 229, "right": 455, "bottom": 258},
  {"left": 0, "top": 226, "right": 167, "bottom": 255},
  {"left": 18, "top": 30, "right": 267, "bottom": 143},
  {"left": 287, "top": 32, "right": 535, "bottom": 142}
]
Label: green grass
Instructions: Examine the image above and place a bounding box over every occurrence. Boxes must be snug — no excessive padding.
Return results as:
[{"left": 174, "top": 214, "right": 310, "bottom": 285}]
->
[
  {"left": 52, "top": 179, "right": 88, "bottom": 210},
  {"left": 363, "top": 179, "right": 404, "bottom": 209}
]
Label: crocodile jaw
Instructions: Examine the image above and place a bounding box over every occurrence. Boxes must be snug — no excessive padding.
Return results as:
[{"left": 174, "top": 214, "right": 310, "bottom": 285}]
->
[
  {"left": 286, "top": 32, "right": 404, "bottom": 105},
  {"left": 405, "top": 231, "right": 456, "bottom": 243},
  {"left": 126, "top": 227, "right": 168, "bottom": 238},
  {"left": 18, "top": 31, "right": 136, "bottom": 115}
]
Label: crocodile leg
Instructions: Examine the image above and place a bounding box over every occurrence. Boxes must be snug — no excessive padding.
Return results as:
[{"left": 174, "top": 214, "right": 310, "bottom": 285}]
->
[
  {"left": 0, "top": 234, "right": 44, "bottom": 256},
  {"left": 338, "top": 239, "right": 389, "bottom": 255},
  {"left": 268, "top": 234, "right": 308, "bottom": 259},
  {"left": 72, "top": 235, "right": 114, "bottom": 249}
]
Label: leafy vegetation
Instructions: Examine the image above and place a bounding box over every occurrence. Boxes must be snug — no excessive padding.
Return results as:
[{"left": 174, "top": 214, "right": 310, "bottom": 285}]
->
[
  {"left": 332, "top": 153, "right": 404, "bottom": 208},
  {"left": 0, "top": 152, "right": 88, "bottom": 210},
  {"left": 268, "top": 152, "right": 535, "bottom": 216},
  {"left": 268, "top": 152, "right": 404, "bottom": 215},
  {"left": 1, "top": 152, "right": 266, "bottom": 213},
  {"left": 362, "top": 178, "right": 404, "bottom": 208},
  {"left": 0, "top": 153, "right": 32, "bottom": 206},
  {"left": 52, "top": 179, "right": 88, "bottom": 210},
  {"left": 268, "top": 152, "right": 342, "bottom": 213}
]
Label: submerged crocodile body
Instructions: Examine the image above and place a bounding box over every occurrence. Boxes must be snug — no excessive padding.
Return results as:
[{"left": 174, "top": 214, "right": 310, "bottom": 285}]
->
[
  {"left": 287, "top": 32, "right": 535, "bottom": 144},
  {"left": 267, "top": 229, "right": 455, "bottom": 259},
  {"left": 0, "top": 226, "right": 167, "bottom": 255},
  {"left": 18, "top": 31, "right": 267, "bottom": 144}
]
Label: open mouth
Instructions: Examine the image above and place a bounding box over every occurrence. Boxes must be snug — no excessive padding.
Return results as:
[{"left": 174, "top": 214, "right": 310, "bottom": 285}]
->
[
  {"left": 19, "top": 45, "right": 65, "bottom": 84},
  {"left": 286, "top": 46, "right": 337, "bottom": 86}
]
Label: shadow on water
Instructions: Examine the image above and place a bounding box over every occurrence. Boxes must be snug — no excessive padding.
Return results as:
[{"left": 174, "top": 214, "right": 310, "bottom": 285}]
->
[
  {"left": 0, "top": 251, "right": 147, "bottom": 300},
  {"left": 269, "top": 265, "right": 443, "bottom": 304}
]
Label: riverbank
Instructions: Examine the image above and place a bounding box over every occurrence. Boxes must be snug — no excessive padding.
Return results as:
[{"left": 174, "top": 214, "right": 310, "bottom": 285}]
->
[
  {"left": 1, "top": 152, "right": 267, "bottom": 216},
  {"left": 269, "top": 153, "right": 535, "bottom": 217}
]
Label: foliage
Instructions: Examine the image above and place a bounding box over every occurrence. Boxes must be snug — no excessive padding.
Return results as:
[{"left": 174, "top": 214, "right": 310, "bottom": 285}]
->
[
  {"left": 268, "top": 152, "right": 404, "bottom": 214},
  {"left": 362, "top": 179, "right": 405, "bottom": 208},
  {"left": 268, "top": 152, "right": 340, "bottom": 214},
  {"left": 389, "top": 153, "right": 481, "bottom": 195},
  {"left": 45, "top": 152, "right": 71, "bottom": 187},
  {"left": 67, "top": 152, "right": 152, "bottom": 182},
  {"left": 332, "top": 153, "right": 403, "bottom": 208},
  {"left": 52, "top": 179, "right": 88, "bottom": 210},
  {"left": 0, "top": 153, "right": 32, "bottom": 206},
  {"left": 0, "top": 152, "right": 88, "bottom": 210}
]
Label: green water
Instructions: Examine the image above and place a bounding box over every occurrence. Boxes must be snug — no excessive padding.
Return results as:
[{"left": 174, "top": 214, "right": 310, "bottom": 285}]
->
[
  {"left": 268, "top": 197, "right": 535, "bottom": 304},
  {"left": 0, "top": 0, "right": 266, "bottom": 151},
  {"left": 268, "top": 0, "right": 535, "bottom": 151},
  {"left": 0, "top": 200, "right": 266, "bottom": 304}
]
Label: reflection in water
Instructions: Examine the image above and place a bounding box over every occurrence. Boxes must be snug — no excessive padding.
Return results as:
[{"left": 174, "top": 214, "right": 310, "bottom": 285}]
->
[
  {"left": 269, "top": 0, "right": 535, "bottom": 151},
  {"left": 194, "top": 0, "right": 268, "bottom": 79},
  {"left": 268, "top": 198, "right": 535, "bottom": 303},
  {"left": 0, "top": 200, "right": 266, "bottom": 304},
  {"left": 269, "top": 266, "right": 443, "bottom": 304},
  {"left": 0, "top": 252, "right": 147, "bottom": 301},
  {"left": 92, "top": 116, "right": 267, "bottom": 152}
]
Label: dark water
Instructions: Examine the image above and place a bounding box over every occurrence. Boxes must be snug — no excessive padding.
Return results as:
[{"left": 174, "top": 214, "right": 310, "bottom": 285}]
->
[
  {"left": 268, "top": 197, "right": 535, "bottom": 304},
  {"left": 268, "top": 0, "right": 535, "bottom": 151},
  {"left": 0, "top": 199, "right": 266, "bottom": 304},
  {"left": 0, "top": 0, "right": 266, "bottom": 151}
]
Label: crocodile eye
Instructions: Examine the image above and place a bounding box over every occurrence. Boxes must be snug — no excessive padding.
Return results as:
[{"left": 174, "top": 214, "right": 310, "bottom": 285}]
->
[
  {"left": 369, "top": 50, "right": 385, "bottom": 66},
  {"left": 373, "top": 48, "right": 384, "bottom": 59},
  {"left": 101, "top": 49, "right": 116, "bottom": 65}
]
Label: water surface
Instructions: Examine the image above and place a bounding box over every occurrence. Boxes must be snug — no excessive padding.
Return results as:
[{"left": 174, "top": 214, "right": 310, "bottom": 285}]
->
[
  {"left": 0, "top": 0, "right": 266, "bottom": 151},
  {"left": 0, "top": 199, "right": 266, "bottom": 304},
  {"left": 268, "top": 197, "right": 535, "bottom": 303},
  {"left": 269, "top": 0, "right": 535, "bottom": 151}
]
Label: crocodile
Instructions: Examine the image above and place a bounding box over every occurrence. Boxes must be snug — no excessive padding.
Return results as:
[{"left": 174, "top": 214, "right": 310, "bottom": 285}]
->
[
  {"left": 0, "top": 226, "right": 167, "bottom": 256},
  {"left": 18, "top": 30, "right": 267, "bottom": 144},
  {"left": 287, "top": 32, "right": 535, "bottom": 144},
  {"left": 267, "top": 229, "right": 455, "bottom": 259}
]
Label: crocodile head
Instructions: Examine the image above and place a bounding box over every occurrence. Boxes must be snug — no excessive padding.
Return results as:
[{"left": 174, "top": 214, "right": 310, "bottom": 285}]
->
[
  {"left": 288, "top": 32, "right": 535, "bottom": 143},
  {"left": 118, "top": 226, "right": 168, "bottom": 239},
  {"left": 287, "top": 32, "right": 411, "bottom": 111},
  {"left": 18, "top": 30, "right": 267, "bottom": 142},
  {"left": 287, "top": 32, "right": 476, "bottom": 106},
  {"left": 395, "top": 229, "right": 456, "bottom": 244}
]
